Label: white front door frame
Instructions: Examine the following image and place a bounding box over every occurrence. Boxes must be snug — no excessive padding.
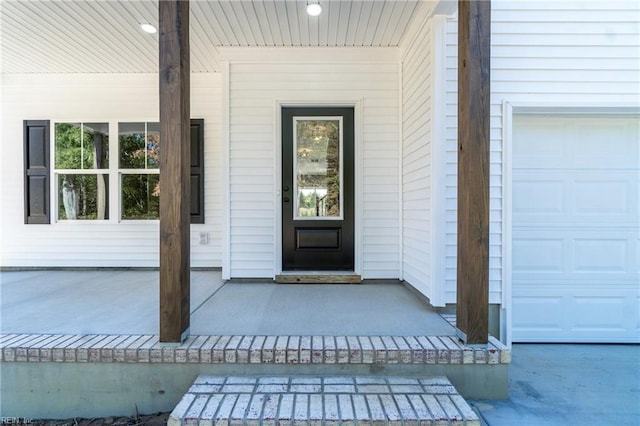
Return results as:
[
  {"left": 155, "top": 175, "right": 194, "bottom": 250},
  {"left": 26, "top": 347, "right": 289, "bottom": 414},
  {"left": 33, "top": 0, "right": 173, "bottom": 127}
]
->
[{"left": 274, "top": 99, "right": 364, "bottom": 277}]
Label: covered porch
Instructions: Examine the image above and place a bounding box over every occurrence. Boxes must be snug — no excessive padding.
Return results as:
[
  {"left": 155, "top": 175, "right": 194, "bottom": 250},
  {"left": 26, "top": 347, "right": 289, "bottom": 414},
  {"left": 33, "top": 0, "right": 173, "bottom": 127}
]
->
[
  {"left": 2, "top": 0, "right": 494, "bottom": 346},
  {"left": 1, "top": 0, "right": 498, "bottom": 420},
  {"left": 0, "top": 269, "right": 509, "bottom": 419}
]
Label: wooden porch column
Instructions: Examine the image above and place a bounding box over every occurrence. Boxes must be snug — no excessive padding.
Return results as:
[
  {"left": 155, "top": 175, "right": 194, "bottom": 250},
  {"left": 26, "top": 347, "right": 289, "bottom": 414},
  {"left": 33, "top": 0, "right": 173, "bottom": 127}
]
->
[
  {"left": 159, "top": 0, "right": 190, "bottom": 343},
  {"left": 456, "top": 0, "right": 491, "bottom": 345}
]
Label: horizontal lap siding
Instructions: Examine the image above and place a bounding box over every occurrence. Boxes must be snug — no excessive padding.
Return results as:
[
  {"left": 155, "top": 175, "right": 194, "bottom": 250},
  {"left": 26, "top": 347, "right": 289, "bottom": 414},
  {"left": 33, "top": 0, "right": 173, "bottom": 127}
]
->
[
  {"left": 444, "top": 0, "right": 640, "bottom": 304},
  {"left": 229, "top": 61, "right": 400, "bottom": 278},
  {"left": 0, "top": 73, "right": 223, "bottom": 268},
  {"left": 401, "top": 17, "right": 434, "bottom": 298},
  {"left": 362, "top": 99, "right": 400, "bottom": 278},
  {"left": 193, "top": 78, "right": 224, "bottom": 267}
]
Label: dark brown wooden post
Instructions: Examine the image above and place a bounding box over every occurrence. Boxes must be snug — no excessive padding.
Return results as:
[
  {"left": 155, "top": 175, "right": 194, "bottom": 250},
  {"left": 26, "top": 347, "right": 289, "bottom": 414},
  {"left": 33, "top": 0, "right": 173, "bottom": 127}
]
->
[
  {"left": 159, "top": 0, "right": 190, "bottom": 343},
  {"left": 456, "top": 0, "right": 491, "bottom": 345}
]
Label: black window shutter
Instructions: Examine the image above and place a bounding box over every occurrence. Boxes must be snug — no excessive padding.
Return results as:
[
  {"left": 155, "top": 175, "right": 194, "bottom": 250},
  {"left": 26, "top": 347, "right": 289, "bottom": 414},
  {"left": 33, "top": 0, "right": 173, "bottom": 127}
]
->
[
  {"left": 190, "top": 119, "right": 205, "bottom": 224},
  {"left": 24, "top": 120, "right": 51, "bottom": 224}
]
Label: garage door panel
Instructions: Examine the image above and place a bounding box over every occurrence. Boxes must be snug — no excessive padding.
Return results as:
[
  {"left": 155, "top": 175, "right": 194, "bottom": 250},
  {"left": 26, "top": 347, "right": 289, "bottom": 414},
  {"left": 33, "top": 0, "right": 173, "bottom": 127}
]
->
[
  {"left": 514, "top": 230, "right": 638, "bottom": 279},
  {"left": 514, "top": 116, "right": 639, "bottom": 170},
  {"left": 512, "top": 295, "right": 565, "bottom": 333},
  {"left": 571, "top": 295, "right": 633, "bottom": 331},
  {"left": 513, "top": 286, "right": 639, "bottom": 342},
  {"left": 572, "top": 171, "right": 638, "bottom": 221},
  {"left": 512, "top": 115, "right": 639, "bottom": 343},
  {"left": 513, "top": 119, "right": 565, "bottom": 166},
  {"left": 513, "top": 237, "right": 565, "bottom": 273},
  {"left": 573, "top": 238, "right": 629, "bottom": 272},
  {"left": 514, "top": 170, "right": 638, "bottom": 223},
  {"left": 574, "top": 179, "right": 634, "bottom": 217},
  {"left": 637, "top": 295, "right": 640, "bottom": 331},
  {"left": 571, "top": 120, "right": 639, "bottom": 169},
  {"left": 513, "top": 178, "right": 564, "bottom": 216},
  {"left": 636, "top": 235, "right": 640, "bottom": 271}
]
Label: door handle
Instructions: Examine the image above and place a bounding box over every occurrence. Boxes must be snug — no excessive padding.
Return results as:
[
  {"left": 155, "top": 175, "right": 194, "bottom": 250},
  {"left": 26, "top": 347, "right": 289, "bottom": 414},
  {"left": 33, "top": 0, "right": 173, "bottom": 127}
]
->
[
  {"left": 283, "top": 197, "right": 290, "bottom": 203},
  {"left": 283, "top": 186, "right": 290, "bottom": 192}
]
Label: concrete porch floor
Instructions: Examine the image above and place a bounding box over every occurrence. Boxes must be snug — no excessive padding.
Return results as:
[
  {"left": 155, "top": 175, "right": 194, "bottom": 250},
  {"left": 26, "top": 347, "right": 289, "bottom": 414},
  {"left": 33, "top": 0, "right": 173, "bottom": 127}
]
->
[
  {"left": 1, "top": 269, "right": 510, "bottom": 419},
  {"left": 0, "top": 269, "right": 455, "bottom": 336}
]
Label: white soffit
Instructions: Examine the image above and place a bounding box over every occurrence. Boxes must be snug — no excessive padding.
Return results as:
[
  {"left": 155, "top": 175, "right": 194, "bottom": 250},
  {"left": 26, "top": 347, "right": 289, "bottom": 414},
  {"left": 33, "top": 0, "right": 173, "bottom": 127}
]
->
[{"left": 0, "top": 0, "right": 433, "bottom": 74}]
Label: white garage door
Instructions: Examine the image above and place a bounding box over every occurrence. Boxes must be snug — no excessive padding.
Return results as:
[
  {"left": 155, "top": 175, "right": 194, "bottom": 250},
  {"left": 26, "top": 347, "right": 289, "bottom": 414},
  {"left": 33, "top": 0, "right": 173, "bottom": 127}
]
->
[{"left": 512, "top": 115, "right": 639, "bottom": 343}]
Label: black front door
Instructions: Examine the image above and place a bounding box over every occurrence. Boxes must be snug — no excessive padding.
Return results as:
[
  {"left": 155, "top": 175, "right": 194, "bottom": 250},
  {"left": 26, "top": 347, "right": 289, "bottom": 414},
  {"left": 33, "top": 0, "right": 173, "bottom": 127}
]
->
[{"left": 282, "top": 107, "right": 354, "bottom": 270}]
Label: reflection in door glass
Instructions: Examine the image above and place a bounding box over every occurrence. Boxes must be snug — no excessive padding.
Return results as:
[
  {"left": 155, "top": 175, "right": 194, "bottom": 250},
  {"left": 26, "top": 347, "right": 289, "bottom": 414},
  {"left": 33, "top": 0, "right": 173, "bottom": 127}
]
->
[{"left": 294, "top": 118, "right": 342, "bottom": 218}]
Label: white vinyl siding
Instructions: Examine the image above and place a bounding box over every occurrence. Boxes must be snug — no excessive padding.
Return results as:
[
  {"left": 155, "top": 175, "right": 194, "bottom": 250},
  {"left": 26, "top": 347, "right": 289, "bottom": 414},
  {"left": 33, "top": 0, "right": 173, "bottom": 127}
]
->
[
  {"left": 443, "top": 0, "right": 640, "bottom": 304},
  {"left": 0, "top": 73, "right": 223, "bottom": 268},
  {"left": 400, "top": 16, "right": 435, "bottom": 300},
  {"left": 227, "top": 56, "right": 400, "bottom": 278}
]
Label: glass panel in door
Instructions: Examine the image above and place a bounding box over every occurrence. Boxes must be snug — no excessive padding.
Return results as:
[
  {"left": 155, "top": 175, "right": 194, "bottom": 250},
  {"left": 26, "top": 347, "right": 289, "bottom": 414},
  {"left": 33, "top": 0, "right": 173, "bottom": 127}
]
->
[{"left": 294, "top": 118, "right": 343, "bottom": 220}]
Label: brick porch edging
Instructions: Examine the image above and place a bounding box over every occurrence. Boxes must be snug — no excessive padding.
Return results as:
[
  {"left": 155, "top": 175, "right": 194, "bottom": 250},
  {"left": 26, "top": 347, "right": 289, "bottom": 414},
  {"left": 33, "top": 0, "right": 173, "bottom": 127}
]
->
[
  {"left": 0, "top": 334, "right": 510, "bottom": 365},
  {"left": 170, "top": 376, "right": 480, "bottom": 426}
]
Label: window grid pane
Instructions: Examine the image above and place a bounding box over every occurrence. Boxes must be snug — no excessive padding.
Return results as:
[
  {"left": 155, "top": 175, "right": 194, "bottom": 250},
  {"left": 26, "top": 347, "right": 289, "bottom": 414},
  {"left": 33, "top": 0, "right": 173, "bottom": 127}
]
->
[
  {"left": 57, "top": 174, "right": 109, "bottom": 220},
  {"left": 55, "top": 123, "right": 82, "bottom": 169},
  {"left": 119, "top": 122, "right": 146, "bottom": 169},
  {"left": 146, "top": 122, "right": 160, "bottom": 169},
  {"left": 55, "top": 123, "right": 109, "bottom": 170},
  {"left": 121, "top": 173, "right": 160, "bottom": 220},
  {"left": 119, "top": 122, "right": 160, "bottom": 170},
  {"left": 83, "top": 123, "right": 109, "bottom": 169}
]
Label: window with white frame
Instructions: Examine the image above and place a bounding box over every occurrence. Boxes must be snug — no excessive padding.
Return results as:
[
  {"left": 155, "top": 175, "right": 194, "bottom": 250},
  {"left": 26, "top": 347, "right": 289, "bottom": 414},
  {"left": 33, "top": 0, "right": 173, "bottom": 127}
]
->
[
  {"left": 118, "top": 122, "right": 160, "bottom": 220},
  {"left": 28, "top": 119, "right": 203, "bottom": 224},
  {"left": 54, "top": 122, "right": 110, "bottom": 220}
]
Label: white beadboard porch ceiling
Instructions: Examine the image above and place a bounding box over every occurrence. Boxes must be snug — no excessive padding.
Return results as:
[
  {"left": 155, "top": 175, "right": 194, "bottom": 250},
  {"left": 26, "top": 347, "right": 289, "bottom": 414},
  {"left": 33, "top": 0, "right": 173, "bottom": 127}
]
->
[{"left": 0, "top": 0, "right": 436, "bottom": 74}]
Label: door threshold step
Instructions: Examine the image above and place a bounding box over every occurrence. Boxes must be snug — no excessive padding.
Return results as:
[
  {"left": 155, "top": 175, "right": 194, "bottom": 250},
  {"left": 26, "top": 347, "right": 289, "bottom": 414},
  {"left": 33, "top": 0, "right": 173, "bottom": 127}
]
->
[
  {"left": 169, "top": 375, "right": 480, "bottom": 425},
  {"left": 275, "top": 274, "right": 362, "bottom": 284}
]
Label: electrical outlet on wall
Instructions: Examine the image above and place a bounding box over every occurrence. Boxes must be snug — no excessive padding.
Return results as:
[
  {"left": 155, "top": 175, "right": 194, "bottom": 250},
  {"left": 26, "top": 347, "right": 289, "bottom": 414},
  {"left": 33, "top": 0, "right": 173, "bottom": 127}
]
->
[{"left": 199, "top": 232, "right": 210, "bottom": 245}]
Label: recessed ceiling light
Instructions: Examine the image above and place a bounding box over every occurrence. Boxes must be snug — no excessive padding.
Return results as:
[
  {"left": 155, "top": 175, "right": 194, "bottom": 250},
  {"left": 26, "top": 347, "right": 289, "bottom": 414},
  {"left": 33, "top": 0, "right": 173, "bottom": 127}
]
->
[
  {"left": 306, "top": 3, "right": 322, "bottom": 16},
  {"left": 141, "top": 23, "right": 157, "bottom": 34}
]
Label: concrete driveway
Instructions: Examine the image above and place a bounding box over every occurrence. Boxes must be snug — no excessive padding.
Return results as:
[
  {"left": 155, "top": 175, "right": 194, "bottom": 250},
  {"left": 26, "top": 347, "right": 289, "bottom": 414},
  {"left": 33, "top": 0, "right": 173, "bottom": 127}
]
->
[{"left": 470, "top": 343, "right": 640, "bottom": 426}]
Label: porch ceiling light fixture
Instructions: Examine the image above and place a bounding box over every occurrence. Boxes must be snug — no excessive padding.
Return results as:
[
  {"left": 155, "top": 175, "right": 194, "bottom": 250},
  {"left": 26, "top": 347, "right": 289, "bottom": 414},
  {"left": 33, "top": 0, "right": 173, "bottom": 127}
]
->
[
  {"left": 306, "top": 2, "right": 322, "bottom": 16},
  {"left": 140, "top": 23, "right": 157, "bottom": 34}
]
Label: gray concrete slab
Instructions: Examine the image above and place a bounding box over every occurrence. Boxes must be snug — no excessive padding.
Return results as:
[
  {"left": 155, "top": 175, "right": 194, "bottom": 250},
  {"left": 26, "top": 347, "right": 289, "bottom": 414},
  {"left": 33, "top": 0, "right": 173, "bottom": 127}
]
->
[
  {"left": 0, "top": 270, "right": 454, "bottom": 336},
  {"left": 0, "top": 270, "right": 222, "bottom": 335},
  {"left": 192, "top": 281, "right": 455, "bottom": 336},
  {"left": 470, "top": 344, "right": 640, "bottom": 426}
]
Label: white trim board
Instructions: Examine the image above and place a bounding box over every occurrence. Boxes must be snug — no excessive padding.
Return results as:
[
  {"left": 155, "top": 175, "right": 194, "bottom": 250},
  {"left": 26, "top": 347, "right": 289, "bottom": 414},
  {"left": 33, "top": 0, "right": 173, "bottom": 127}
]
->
[
  {"left": 221, "top": 61, "right": 231, "bottom": 280},
  {"left": 429, "top": 14, "right": 448, "bottom": 308},
  {"left": 397, "top": 62, "right": 404, "bottom": 281}
]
